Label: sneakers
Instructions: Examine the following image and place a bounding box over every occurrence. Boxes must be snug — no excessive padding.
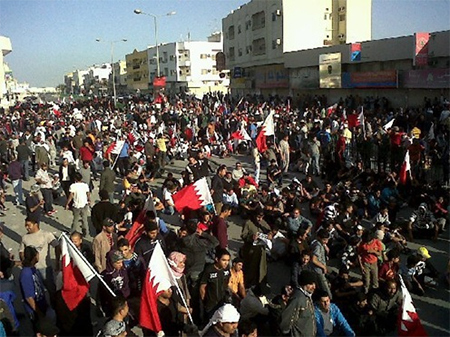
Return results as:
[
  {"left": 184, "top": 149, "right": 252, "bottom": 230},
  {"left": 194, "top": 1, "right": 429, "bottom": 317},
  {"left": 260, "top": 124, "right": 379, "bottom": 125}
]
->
[{"left": 47, "top": 210, "right": 57, "bottom": 216}]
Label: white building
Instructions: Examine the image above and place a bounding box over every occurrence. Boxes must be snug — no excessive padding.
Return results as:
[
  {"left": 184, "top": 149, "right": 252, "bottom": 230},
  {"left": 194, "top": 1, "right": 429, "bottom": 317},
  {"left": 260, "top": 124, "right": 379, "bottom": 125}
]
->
[
  {"left": 0, "top": 36, "right": 12, "bottom": 97},
  {"left": 222, "top": 0, "right": 372, "bottom": 95},
  {"left": 126, "top": 32, "right": 229, "bottom": 95}
]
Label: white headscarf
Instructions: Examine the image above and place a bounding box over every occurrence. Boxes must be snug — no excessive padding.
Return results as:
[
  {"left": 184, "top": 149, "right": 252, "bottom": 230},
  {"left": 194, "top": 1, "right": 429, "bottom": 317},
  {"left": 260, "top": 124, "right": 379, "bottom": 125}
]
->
[{"left": 199, "top": 304, "right": 240, "bottom": 336}]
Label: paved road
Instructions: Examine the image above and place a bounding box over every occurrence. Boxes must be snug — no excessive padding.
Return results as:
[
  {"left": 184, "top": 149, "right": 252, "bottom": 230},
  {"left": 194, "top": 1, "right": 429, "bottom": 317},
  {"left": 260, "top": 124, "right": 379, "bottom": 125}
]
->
[{"left": 1, "top": 153, "right": 449, "bottom": 336}]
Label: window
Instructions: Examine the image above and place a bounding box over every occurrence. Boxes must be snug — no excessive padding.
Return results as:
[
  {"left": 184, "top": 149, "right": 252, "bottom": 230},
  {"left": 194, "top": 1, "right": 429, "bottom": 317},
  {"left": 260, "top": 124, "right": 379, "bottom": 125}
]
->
[
  {"left": 246, "top": 45, "right": 252, "bottom": 54},
  {"left": 238, "top": 25, "right": 241, "bottom": 34},
  {"left": 201, "top": 69, "right": 209, "bottom": 75},
  {"left": 229, "top": 47, "right": 235, "bottom": 61},
  {"left": 252, "top": 38, "right": 265, "bottom": 56},
  {"left": 238, "top": 48, "right": 243, "bottom": 57},
  {"left": 200, "top": 54, "right": 208, "bottom": 59},
  {"left": 252, "top": 11, "right": 265, "bottom": 30},
  {"left": 339, "top": 14, "right": 346, "bottom": 21},
  {"left": 228, "top": 25, "right": 235, "bottom": 40}
]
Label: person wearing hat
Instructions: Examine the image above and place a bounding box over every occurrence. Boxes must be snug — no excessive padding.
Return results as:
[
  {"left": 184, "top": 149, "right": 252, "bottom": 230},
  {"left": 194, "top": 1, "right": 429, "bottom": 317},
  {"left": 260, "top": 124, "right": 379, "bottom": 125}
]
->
[
  {"left": 200, "top": 303, "right": 240, "bottom": 337},
  {"left": 280, "top": 270, "right": 317, "bottom": 337},
  {"left": 93, "top": 218, "right": 118, "bottom": 273}
]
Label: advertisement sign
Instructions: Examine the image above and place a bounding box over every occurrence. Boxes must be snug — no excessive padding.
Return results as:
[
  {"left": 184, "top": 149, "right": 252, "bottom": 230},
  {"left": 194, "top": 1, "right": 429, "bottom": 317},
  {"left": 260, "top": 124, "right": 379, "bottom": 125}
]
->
[
  {"left": 414, "top": 32, "right": 430, "bottom": 67},
  {"left": 233, "top": 67, "right": 244, "bottom": 78},
  {"left": 255, "top": 65, "right": 289, "bottom": 89},
  {"left": 153, "top": 76, "right": 166, "bottom": 87},
  {"left": 351, "top": 43, "right": 361, "bottom": 61},
  {"left": 401, "top": 69, "right": 450, "bottom": 89},
  {"left": 319, "top": 52, "right": 341, "bottom": 88},
  {"left": 342, "top": 70, "right": 397, "bottom": 88}
]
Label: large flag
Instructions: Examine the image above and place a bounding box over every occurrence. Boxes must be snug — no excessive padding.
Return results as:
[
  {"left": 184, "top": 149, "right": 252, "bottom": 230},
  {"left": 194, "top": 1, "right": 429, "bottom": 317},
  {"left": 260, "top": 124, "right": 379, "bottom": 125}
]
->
[
  {"left": 347, "top": 109, "right": 364, "bottom": 129},
  {"left": 398, "top": 275, "right": 428, "bottom": 336},
  {"left": 230, "top": 125, "right": 251, "bottom": 141},
  {"left": 140, "top": 241, "right": 177, "bottom": 332},
  {"left": 327, "top": 103, "right": 337, "bottom": 117},
  {"left": 60, "top": 234, "right": 95, "bottom": 310},
  {"left": 105, "top": 139, "right": 125, "bottom": 159},
  {"left": 383, "top": 118, "right": 395, "bottom": 131},
  {"left": 125, "top": 195, "right": 156, "bottom": 249},
  {"left": 172, "top": 177, "right": 213, "bottom": 212},
  {"left": 399, "top": 150, "right": 411, "bottom": 184},
  {"left": 256, "top": 110, "right": 275, "bottom": 153}
]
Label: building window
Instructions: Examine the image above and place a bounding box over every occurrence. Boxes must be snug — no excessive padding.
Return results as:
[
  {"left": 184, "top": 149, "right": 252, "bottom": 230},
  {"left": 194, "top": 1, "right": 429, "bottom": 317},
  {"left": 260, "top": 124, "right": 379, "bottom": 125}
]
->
[
  {"left": 238, "top": 25, "right": 241, "bottom": 34},
  {"left": 228, "top": 25, "right": 235, "bottom": 40},
  {"left": 246, "top": 20, "right": 251, "bottom": 30},
  {"left": 252, "top": 38, "right": 265, "bottom": 56},
  {"left": 339, "top": 14, "right": 346, "bottom": 21},
  {"left": 201, "top": 69, "right": 209, "bottom": 75},
  {"left": 272, "top": 12, "right": 276, "bottom": 21},
  {"left": 200, "top": 54, "right": 208, "bottom": 59},
  {"left": 229, "top": 47, "right": 235, "bottom": 61},
  {"left": 238, "top": 48, "right": 243, "bottom": 57},
  {"left": 252, "top": 11, "right": 265, "bottom": 30},
  {"left": 246, "top": 45, "right": 252, "bottom": 54}
]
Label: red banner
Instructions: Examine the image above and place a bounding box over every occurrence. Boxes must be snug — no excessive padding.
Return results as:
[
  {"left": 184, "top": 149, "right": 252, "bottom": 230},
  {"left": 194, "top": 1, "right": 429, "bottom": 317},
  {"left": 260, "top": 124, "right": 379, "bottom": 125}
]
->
[
  {"left": 153, "top": 76, "right": 166, "bottom": 87},
  {"left": 414, "top": 32, "right": 429, "bottom": 67}
]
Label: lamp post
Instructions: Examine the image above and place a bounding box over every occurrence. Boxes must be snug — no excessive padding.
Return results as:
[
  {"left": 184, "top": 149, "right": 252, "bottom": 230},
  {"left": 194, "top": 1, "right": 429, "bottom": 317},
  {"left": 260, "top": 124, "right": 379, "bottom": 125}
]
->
[
  {"left": 134, "top": 9, "right": 176, "bottom": 80},
  {"left": 96, "top": 38, "right": 127, "bottom": 105}
]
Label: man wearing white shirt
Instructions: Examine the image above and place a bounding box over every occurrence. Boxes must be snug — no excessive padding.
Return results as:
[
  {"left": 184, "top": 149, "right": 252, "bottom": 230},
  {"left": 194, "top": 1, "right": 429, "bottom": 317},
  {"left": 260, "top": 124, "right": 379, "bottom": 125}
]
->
[{"left": 66, "top": 172, "right": 91, "bottom": 236}]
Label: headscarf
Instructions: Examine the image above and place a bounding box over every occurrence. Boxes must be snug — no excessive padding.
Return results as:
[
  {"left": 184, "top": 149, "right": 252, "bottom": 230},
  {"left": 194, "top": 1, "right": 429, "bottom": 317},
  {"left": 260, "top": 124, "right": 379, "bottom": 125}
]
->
[
  {"left": 200, "top": 304, "right": 240, "bottom": 337},
  {"left": 168, "top": 251, "right": 186, "bottom": 279}
]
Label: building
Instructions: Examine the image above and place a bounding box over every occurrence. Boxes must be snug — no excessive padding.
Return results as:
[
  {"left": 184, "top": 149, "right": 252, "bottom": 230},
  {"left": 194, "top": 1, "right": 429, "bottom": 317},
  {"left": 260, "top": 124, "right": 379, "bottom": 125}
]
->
[
  {"left": 222, "top": 0, "right": 372, "bottom": 95},
  {"left": 126, "top": 33, "right": 229, "bottom": 96},
  {"left": 111, "top": 60, "right": 127, "bottom": 95},
  {"left": 283, "top": 30, "right": 449, "bottom": 107},
  {"left": 83, "top": 63, "right": 112, "bottom": 95},
  {"left": 0, "top": 36, "right": 12, "bottom": 97}
]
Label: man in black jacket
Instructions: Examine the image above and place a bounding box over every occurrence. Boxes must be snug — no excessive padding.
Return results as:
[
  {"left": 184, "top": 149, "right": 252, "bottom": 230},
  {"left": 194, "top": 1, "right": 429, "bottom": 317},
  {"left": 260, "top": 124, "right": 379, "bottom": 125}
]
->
[{"left": 91, "top": 189, "right": 118, "bottom": 234}]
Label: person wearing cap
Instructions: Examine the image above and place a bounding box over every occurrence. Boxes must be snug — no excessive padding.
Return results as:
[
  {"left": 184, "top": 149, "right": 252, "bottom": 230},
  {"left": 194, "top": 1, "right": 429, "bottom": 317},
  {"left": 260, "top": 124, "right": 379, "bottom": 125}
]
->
[
  {"left": 93, "top": 218, "right": 118, "bottom": 273},
  {"left": 199, "top": 303, "right": 240, "bottom": 337},
  {"left": 280, "top": 270, "right": 317, "bottom": 337},
  {"left": 408, "top": 247, "right": 439, "bottom": 291},
  {"left": 314, "top": 289, "right": 355, "bottom": 337}
]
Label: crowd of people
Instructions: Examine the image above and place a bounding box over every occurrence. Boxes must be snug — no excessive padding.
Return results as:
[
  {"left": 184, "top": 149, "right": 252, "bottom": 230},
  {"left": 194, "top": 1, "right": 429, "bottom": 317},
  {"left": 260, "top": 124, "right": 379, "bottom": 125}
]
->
[{"left": 0, "top": 91, "right": 449, "bottom": 337}]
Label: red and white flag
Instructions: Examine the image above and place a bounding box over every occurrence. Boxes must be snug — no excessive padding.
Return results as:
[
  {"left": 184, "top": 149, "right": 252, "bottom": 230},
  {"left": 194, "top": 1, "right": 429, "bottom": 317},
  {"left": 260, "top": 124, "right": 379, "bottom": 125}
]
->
[
  {"left": 398, "top": 275, "right": 428, "bottom": 336},
  {"left": 104, "top": 139, "right": 125, "bottom": 159},
  {"left": 125, "top": 195, "right": 156, "bottom": 249},
  {"left": 256, "top": 110, "right": 275, "bottom": 153},
  {"left": 347, "top": 109, "right": 365, "bottom": 129},
  {"left": 172, "top": 177, "right": 213, "bottom": 212},
  {"left": 399, "top": 150, "right": 411, "bottom": 184},
  {"left": 230, "top": 125, "right": 251, "bottom": 141},
  {"left": 60, "top": 234, "right": 95, "bottom": 311},
  {"left": 127, "top": 130, "right": 140, "bottom": 145},
  {"left": 140, "top": 241, "right": 177, "bottom": 333},
  {"left": 327, "top": 103, "right": 337, "bottom": 117}
]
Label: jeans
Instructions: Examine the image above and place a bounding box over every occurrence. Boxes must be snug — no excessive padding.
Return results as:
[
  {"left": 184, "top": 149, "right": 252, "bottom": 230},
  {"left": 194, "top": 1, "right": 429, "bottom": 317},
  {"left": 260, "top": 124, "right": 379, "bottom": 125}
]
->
[
  {"left": 20, "top": 159, "right": 30, "bottom": 180},
  {"left": 12, "top": 179, "right": 24, "bottom": 205},
  {"left": 72, "top": 205, "right": 89, "bottom": 233},
  {"left": 41, "top": 188, "right": 54, "bottom": 213}
]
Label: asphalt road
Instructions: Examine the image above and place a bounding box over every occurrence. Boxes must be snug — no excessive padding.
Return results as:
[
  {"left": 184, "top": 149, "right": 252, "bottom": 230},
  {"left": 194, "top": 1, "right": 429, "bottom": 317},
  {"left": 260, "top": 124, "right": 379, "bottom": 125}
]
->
[{"left": 1, "top": 153, "right": 449, "bottom": 336}]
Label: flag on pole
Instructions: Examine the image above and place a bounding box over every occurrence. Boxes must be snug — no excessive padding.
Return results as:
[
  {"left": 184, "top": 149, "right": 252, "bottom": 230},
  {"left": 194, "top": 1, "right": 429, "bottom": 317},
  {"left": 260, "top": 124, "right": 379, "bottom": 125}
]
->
[
  {"left": 125, "top": 195, "right": 156, "bottom": 249},
  {"left": 383, "top": 118, "right": 395, "bottom": 131},
  {"left": 172, "top": 177, "right": 213, "bottom": 212},
  {"left": 140, "top": 241, "right": 177, "bottom": 333},
  {"left": 327, "top": 103, "right": 337, "bottom": 117},
  {"left": 230, "top": 125, "right": 251, "bottom": 141},
  {"left": 347, "top": 109, "right": 365, "bottom": 129},
  {"left": 60, "top": 234, "right": 95, "bottom": 310},
  {"left": 399, "top": 151, "right": 411, "bottom": 184},
  {"left": 256, "top": 110, "right": 275, "bottom": 153},
  {"left": 105, "top": 140, "right": 124, "bottom": 159},
  {"left": 398, "top": 275, "right": 428, "bottom": 336}
]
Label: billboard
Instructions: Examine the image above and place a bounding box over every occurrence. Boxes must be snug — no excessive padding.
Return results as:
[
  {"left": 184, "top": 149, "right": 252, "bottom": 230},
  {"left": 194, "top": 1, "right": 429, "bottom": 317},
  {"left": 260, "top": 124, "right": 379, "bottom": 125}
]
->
[
  {"left": 342, "top": 70, "right": 397, "bottom": 88},
  {"left": 255, "top": 64, "right": 289, "bottom": 89},
  {"left": 414, "top": 32, "right": 430, "bottom": 67},
  {"left": 401, "top": 69, "right": 450, "bottom": 89},
  {"left": 319, "top": 52, "right": 341, "bottom": 88}
]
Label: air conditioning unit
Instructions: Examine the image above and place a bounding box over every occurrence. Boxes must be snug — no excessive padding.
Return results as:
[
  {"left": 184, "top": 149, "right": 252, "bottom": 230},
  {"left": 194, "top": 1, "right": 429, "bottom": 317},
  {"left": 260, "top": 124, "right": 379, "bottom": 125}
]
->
[
  {"left": 276, "top": 9, "right": 281, "bottom": 16},
  {"left": 276, "top": 38, "right": 281, "bottom": 45},
  {"left": 338, "top": 34, "right": 345, "bottom": 40}
]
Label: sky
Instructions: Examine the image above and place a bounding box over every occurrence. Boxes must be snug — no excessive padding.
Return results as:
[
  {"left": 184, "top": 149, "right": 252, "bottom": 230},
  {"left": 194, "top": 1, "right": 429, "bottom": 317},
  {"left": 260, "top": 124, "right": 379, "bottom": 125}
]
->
[{"left": 0, "top": 0, "right": 449, "bottom": 87}]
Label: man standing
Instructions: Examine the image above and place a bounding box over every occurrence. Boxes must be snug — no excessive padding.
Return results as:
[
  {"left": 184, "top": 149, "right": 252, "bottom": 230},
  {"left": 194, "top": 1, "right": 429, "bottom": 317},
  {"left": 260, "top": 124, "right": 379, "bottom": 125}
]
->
[
  {"left": 93, "top": 218, "right": 118, "bottom": 273},
  {"left": 252, "top": 145, "right": 261, "bottom": 185},
  {"left": 281, "top": 270, "right": 317, "bottom": 337},
  {"left": 7, "top": 154, "right": 24, "bottom": 206},
  {"left": 16, "top": 138, "right": 32, "bottom": 181},
  {"left": 211, "top": 165, "right": 227, "bottom": 214},
  {"left": 35, "top": 163, "right": 57, "bottom": 216},
  {"left": 311, "top": 229, "right": 332, "bottom": 298},
  {"left": 66, "top": 172, "right": 91, "bottom": 236},
  {"left": 211, "top": 204, "right": 232, "bottom": 249},
  {"left": 279, "top": 134, "right": 290, "bottom": 174},
  {"left": 19, "top": 217, "right": 60, "bottom": 291},
  {"left": 91, "top": 189, "right": 118, "bottom": 234},
  {"left": 99, "top": 160, "right": 116, "bottom": 203}
]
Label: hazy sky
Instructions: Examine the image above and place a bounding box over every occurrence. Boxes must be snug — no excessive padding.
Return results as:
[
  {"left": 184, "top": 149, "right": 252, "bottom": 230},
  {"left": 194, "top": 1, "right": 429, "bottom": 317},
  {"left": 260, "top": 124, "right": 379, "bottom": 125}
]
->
[{"left": 1, "top": 0, "right": 449, "bottom": 87}]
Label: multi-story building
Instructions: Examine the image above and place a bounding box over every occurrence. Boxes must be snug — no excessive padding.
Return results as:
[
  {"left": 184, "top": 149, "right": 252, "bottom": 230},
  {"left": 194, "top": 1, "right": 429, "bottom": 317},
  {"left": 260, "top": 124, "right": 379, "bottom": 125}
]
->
[
  {"left": 222, "top": 0, "right": 372, "bottom": 95},
  {"left": 125, "top": 33, "right": 229, "bottom": 95},
  {"left": 83, "top": 64, "right": 112, "bottom": 95},
  {"left": 111, "top": 60, "right": 127, "bottom": 95},
  {"left": 0, "top": 36, "right": 12, "bottom": 97},
  {"left": 126, "top": 49, "right": 149, "bottom": 92}
]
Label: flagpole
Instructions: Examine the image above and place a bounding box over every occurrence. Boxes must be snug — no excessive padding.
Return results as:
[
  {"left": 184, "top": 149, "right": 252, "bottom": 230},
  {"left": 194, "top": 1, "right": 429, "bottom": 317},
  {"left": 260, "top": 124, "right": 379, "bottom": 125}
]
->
[
  {"left": 60, "top": 232, "right": 117, "bottom": 298},
  {"left": 111, "top": 140, "right": 125, "bottom": 169},
  {"left": 167, "top": 265, "right": 194, "bottom": 325}
]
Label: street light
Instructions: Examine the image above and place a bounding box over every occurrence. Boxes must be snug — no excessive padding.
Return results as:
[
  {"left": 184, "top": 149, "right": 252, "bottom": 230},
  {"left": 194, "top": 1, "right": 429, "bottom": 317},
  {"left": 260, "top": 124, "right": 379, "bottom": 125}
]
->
[
  {"left": 134, "top": 9, "right": 176, "bottom": 80},
  {"left": 95, "top": 38, "right": 127, "bottom": 105}
]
